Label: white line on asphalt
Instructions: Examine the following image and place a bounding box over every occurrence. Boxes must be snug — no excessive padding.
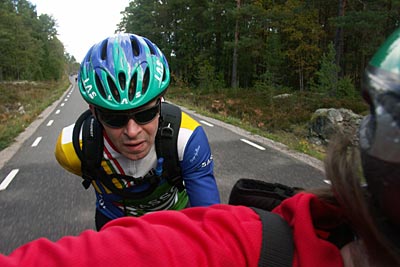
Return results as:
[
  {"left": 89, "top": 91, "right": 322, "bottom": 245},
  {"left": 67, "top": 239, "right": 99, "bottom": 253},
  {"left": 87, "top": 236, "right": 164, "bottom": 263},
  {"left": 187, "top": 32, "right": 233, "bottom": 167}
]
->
[
  {"left": 47, "top": 120, "right": 54, "bottom": 126},
  {"left": 240, "top": 138, "right": 266, "bottom": 150},
  {"left": 55, "top": 110, "right": 60, "bottom": 114},
  {"left": 324, "top": 180, "right": 331, "bottom": 185},
  {"left": 64, "top": 98, "right": 68, "bottom": 102},
  {"left": 31, "top": 137, "right": 42, "bottom": 147},
  {"left": 200, "top": 120, "right": 214, "bottom": 127},
  {"left": 0, "top": 169, "right": 19, "bottom": 191},
  {"left": 61, "top": 103, "right": 65, "bottom": 107}
]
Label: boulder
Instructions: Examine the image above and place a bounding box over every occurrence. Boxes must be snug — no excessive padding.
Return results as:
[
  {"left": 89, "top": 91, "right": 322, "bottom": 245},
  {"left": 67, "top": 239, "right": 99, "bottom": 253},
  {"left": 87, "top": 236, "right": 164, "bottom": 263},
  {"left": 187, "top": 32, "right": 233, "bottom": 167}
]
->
[{"left": 308, "top": 108, "right": 363, "bottom": 145}]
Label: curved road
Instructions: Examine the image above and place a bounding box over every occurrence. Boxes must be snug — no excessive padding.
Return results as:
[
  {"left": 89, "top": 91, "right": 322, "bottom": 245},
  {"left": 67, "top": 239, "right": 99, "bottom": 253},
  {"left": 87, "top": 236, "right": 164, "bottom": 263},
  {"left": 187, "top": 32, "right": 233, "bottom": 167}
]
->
[{"left": 0, "top": 78, "right": 327, "bottom": 254}]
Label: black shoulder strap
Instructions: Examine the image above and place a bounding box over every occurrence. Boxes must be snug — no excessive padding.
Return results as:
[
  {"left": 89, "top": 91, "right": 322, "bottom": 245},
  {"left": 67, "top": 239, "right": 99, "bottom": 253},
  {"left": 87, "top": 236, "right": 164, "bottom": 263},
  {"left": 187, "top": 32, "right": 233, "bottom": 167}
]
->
[
  {"left": 252, "top": 208, "right": 294, "bottom": 267},
  {"left": 155, "top": 102, "right": 184, "bottom": 191},
  {"left": 72, "top": 109, "right": 104, "bottom": 189},
  {"left": 72, "top": 109, "right": 92, "bottom": 161}
]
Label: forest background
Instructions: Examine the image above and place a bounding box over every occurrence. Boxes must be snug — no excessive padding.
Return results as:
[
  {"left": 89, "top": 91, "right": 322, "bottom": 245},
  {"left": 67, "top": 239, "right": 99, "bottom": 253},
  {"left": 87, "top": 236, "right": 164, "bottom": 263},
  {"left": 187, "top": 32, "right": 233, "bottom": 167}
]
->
[{"left": 1, "top": 0, "right": 399, "bottom": 159}]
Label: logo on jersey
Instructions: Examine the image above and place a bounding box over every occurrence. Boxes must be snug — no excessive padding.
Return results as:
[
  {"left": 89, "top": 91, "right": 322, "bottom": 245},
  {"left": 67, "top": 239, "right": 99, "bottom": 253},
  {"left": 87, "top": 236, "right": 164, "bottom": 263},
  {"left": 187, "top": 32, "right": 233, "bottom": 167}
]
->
[{"left": 201, "top": 154, "right": 213, "bottom": 168}]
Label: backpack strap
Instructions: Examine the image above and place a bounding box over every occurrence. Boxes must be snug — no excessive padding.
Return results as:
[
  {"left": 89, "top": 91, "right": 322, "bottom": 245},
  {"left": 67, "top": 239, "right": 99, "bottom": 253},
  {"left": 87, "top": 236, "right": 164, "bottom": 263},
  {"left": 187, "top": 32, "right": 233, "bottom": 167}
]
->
[
  {"left": 155, "top": 102, "right": 184, "bottom": 191},
  {"left": 251, "top": 208, "right": 294, "bottom": 267},
  {"left": 72, "top": 109, "right": 103, "bottom": 189}
]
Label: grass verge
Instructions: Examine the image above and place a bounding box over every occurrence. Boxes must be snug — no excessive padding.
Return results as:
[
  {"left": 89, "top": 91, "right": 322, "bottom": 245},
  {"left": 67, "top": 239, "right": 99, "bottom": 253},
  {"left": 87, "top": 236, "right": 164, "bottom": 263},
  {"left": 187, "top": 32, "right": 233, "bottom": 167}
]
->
[
  {"left": 166, "top": 85, "right": 368, "bottom": 161},
  {"left": 0, "top": 78, "right": 69, "bottom": 151}
]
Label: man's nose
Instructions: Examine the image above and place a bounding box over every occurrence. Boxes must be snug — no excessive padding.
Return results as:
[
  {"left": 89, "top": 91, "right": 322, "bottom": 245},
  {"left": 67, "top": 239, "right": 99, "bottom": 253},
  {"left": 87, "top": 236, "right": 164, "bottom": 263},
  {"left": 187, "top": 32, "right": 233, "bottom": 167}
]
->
[{"left": 124, "top": 118, "right": 142, "bottom": 137}]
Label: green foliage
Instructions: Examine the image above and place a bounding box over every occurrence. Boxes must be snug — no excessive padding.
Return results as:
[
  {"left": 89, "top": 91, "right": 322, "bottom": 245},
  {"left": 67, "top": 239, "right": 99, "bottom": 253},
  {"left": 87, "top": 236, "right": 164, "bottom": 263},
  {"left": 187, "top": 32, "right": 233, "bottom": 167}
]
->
[
  {"left": 0, "top": 0, "right": 74, "bottom": 81},
  {"left": 337, "top": 76, "right": 358, "bottom": 99},
  {"left": 65, "top": 53, "right": 80, "bottom": 74},
  {"left": 313, "top": 42, "right": 359, "bottom": 99},
  {"left": 194, "top": 57, "right": 225, "bottom": 93},
  {"left": 313, "top": 42, "right": 340, "bottom": 96},
  {"left": 117, "top": 0, "right": 399, "bottom": 94}
]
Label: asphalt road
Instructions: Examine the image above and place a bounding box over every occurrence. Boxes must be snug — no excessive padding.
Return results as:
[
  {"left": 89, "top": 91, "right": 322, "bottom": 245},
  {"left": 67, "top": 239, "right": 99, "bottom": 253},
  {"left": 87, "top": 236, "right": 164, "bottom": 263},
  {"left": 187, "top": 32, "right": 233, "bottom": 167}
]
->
[{"left": 0, "top": 78, "right": 327, "bottom": 254}]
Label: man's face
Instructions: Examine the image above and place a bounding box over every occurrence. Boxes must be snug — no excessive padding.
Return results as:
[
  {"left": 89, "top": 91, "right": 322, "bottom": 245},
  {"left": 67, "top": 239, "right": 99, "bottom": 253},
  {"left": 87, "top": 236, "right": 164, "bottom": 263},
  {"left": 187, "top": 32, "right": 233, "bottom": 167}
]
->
[{"left": 91, "top": 99, "right": 160, "bottom": 161}]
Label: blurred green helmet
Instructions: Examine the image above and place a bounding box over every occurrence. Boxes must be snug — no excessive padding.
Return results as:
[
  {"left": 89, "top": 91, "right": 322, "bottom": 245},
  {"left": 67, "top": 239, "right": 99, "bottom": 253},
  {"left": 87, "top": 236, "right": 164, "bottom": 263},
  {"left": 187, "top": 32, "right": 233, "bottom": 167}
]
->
[
  {"left": 78, "top": 33, "right": 170, "bottom": 110},
  {"left": 359, "top": 28, "right": 400, "bottom": 164},
  {"left": 359, "top": 28, "right": 400, "bottom": 229}
]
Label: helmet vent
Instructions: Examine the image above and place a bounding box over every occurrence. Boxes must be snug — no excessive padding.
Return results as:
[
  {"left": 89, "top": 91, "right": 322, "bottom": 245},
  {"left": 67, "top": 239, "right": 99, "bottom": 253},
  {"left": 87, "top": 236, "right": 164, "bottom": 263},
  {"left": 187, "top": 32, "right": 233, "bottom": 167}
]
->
[
  {"left": 100, "top": 39, "right": 108, "bottom": 60},
  {"left": 95, "top": 73, "right": 107, "bottom": 98},
  {"left": 162, "top": 64, "right": 166, "bottom": 82},
  {"left": 142, "top": 68, "right": 150, "bottom": 94},
  {"left": 107, "top": 76, "right": 120, "bottom": 102},
  {"left": 144, "top": 39, "right": 156, "bottom": 55},
  {"left": 131, "top": 37, "right": 140, "bottom": 57},
  {"left": 128, "top": 73, "right": 137, "bottom": 101},
  {"left": 118, "top": 73, "right": 126, "bottom": 91}
]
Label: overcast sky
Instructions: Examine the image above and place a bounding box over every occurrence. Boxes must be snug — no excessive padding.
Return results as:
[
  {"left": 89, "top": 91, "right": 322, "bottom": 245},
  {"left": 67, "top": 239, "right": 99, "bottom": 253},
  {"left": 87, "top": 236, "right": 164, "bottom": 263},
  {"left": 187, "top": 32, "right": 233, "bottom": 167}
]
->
[{"left": 30, "top": 0, "right": 131, "bottom": 62}]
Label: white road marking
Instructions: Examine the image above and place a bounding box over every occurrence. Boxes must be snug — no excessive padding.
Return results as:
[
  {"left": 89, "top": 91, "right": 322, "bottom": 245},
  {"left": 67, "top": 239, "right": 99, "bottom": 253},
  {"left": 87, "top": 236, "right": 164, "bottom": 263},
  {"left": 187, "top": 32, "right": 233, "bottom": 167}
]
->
[
  {"left": 31, "top": 137, "right": 42, "bottom": 147},
  {"left": 55, "top": 110, "right": 60, "bottom": 114},
  {"left": 0, "top": 169, "right": 19, "bottom": 191},
  {"left": 200, "top": 120, "right": 214, "bottom": 127},
  {"left": 240, "top": 138, "right": 266, "bottom": 150},
  {"left": 47, "top": 120, "right": 54, "bottom": 126},
  {"left": 61, "top": 103, "right": 65, "bottom": 107},
  {"left": 324, "top": 180, "right": 331, "bottom": 185}
]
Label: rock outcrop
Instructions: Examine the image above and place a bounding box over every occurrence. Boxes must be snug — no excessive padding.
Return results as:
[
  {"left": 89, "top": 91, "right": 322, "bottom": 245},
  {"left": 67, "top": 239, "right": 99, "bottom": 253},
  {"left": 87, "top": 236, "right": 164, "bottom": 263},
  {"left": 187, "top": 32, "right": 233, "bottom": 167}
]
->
[{"left": 308, "top": 108, "right": 363, "bottom": 145}]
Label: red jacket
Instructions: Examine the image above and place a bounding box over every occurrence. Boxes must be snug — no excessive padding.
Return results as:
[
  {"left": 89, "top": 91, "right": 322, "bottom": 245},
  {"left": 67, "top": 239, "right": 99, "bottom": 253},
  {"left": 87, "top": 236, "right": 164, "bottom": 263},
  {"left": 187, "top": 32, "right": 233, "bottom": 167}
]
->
[{"left": 0, "top": 193, "right": 345, "bottom": 267}]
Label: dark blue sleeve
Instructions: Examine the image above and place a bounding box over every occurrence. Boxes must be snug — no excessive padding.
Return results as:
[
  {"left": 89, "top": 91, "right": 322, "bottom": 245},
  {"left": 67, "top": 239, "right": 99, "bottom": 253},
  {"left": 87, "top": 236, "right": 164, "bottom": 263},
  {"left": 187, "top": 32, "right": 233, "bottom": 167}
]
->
[{"left": 180, "top": 126, "right": 221, "bottom": 206}]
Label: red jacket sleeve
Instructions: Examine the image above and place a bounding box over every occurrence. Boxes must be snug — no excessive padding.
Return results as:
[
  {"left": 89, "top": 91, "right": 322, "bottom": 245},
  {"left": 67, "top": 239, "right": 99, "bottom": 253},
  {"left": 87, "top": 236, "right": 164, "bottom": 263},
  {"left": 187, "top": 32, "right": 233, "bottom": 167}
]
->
[{"left": 0, "top": 205, "right": 262, "bottom": 267}]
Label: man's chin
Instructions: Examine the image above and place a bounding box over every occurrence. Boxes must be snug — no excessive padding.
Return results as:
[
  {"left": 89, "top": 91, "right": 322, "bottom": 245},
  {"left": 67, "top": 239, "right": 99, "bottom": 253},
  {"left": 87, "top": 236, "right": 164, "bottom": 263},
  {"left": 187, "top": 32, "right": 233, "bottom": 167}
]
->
[{"left": 122, "top": 148, "right": 149, "bottom": 161}]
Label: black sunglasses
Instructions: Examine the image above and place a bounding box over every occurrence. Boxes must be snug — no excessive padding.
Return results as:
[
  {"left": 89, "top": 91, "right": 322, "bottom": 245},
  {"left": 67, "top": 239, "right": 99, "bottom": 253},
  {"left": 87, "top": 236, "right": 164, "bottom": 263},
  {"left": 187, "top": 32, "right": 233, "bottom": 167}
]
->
[{"left": 96, "top": 100, "right": 160, "bottom": 128}]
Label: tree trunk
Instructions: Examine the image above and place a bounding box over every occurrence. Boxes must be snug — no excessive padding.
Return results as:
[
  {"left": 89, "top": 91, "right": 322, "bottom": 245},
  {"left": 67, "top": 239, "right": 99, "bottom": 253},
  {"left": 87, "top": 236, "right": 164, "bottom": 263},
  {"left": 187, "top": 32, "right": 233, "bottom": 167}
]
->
[
  {"left": 299, "top": 65, "right": 304, "bottom": 91},
  {"left": 231, "top": 0, "right": 240, "bottom": 88},
  {"left": 334, "top": 0, "right": 346, "bottom": 78}
]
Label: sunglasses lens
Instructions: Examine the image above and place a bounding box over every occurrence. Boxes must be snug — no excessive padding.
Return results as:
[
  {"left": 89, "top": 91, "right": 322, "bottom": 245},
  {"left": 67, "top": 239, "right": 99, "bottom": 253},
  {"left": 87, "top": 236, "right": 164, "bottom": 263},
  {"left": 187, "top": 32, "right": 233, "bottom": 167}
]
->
[
  {"left": 99, "top": 113, "right": 129, "bottom": 128},
  {"left": 134, "top": 105, "right": 159, "bottom": 124},
  {"left": 97, "top": 102, "right": 160, "bottom": 128}
]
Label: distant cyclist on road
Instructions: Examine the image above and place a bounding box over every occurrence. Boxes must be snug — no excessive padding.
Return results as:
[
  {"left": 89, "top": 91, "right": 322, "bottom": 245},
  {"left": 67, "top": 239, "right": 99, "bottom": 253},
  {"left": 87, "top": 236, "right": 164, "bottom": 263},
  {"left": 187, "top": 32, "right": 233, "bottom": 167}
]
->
[{"left": 54, "top": 33, "right": 220, "bottom": 230}]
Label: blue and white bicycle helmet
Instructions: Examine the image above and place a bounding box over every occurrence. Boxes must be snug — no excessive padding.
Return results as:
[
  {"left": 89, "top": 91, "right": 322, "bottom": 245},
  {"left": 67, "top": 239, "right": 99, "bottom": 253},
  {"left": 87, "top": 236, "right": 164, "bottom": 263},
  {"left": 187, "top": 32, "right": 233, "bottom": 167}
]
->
[{"left": 78, "top": 33, "right": 170, "bottom": 111}]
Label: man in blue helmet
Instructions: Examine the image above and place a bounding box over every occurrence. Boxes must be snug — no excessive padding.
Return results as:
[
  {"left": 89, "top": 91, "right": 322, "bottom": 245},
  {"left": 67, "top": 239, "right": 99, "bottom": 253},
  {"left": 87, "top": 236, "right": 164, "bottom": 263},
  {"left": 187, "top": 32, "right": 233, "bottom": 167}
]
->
[{"left": 55, "top": 33, "right": 220, "bottom": 230}]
